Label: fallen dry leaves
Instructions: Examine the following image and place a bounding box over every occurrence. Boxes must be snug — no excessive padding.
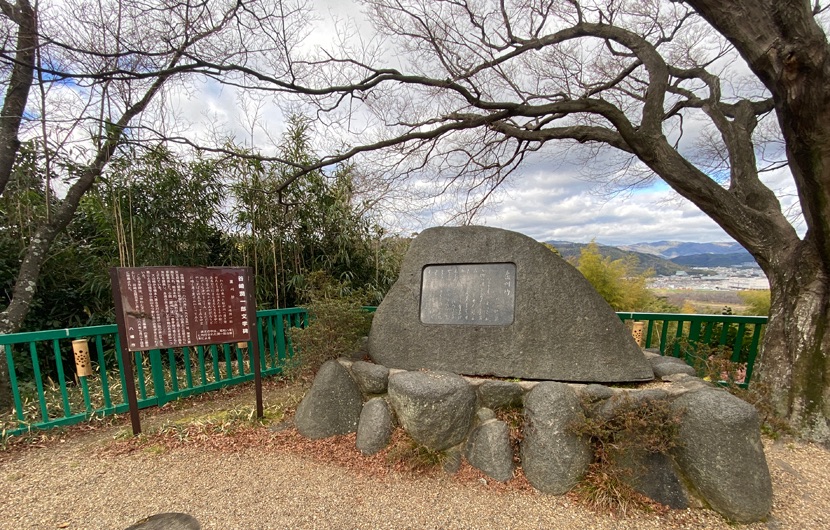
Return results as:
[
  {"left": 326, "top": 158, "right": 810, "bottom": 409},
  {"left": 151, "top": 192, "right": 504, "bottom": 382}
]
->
[{"left": 99, "top": 415, "right": 543, "bottom": 497}]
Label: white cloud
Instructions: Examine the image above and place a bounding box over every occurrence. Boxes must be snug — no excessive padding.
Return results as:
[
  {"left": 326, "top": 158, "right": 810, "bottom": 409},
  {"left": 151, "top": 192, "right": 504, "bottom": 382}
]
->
[
  {"left": 367, "top": 148, "right": 804, "bottom": 246},
  {"left": 478, "top": 184, "right": 731, "bottom": 245},
  {"left": 465, "top": 161, "right": 805, "bottom": 245}
]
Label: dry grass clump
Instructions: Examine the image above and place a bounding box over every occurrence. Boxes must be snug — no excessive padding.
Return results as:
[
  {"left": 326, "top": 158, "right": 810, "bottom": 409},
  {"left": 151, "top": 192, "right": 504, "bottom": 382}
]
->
[{"left": 569, "top": 396, "right": 683, "bottom": 516}]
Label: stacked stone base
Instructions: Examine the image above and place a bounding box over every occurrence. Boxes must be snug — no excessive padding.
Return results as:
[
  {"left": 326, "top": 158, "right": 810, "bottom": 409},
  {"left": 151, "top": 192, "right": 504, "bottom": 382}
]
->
[{"left": 294, "top": 357, "right": 773, "bottom": 523}]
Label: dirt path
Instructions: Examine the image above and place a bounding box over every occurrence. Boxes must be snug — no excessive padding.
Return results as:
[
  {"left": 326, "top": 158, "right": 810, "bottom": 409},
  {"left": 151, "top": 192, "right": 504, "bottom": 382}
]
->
[{"left": 1, "top": 382, "right": 828, "bottom": 530}]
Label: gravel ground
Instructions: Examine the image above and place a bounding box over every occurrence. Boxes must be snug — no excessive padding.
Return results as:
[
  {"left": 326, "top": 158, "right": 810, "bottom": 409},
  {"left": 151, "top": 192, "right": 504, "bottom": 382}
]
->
[{"left": 1, "top": 386, "right": 829, "bottom": 530}]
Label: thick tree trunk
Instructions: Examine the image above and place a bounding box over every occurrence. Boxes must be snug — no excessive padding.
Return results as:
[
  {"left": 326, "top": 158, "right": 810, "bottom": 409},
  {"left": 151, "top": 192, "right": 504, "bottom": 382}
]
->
[
  {"left": 0, "top": 59, "right": 177, "bottom": 411},
  {"left": 0, "top": 188, "right": 81, "bottom": 411},
  {"left": 0, "top": 0, "right": 36, "bottom": 196},
  {"left": 681, "top": 0, "right": 830, "bottom": 442},
  {"left": 761, "top": 240, "right": 830, "bottom": 443},
  {"left": 0, "top": 0, "right": 37, "bottom": 411}
]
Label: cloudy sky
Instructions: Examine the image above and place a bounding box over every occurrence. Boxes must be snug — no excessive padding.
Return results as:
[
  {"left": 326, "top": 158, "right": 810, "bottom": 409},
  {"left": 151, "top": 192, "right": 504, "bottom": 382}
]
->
[
  {"left": 169, "top": 0, "right": 804, "bottom": 247},
  {"left": 475, "top": 163, "right": 803, "bottom": 246}
]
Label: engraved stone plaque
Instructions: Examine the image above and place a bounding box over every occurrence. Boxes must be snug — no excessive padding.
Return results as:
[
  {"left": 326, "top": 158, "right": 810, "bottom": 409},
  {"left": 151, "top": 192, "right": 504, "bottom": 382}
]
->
[{"left": 420, "top": 263, "right": 516, "bottom": 325}]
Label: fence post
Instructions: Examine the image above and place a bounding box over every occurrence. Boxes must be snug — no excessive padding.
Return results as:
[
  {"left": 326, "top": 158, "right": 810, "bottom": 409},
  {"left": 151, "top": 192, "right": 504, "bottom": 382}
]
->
[{"left": 149, "top": 348, "right": 167, "bottom": 407}]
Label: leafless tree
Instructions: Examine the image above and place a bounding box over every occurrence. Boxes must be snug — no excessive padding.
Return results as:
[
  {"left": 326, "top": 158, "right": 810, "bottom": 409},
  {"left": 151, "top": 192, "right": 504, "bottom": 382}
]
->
[
  {"left": 0, "top": 0, "right": 311, "bottom": 409},
  {"left": 3, "top": 0, "right": 828, "bottom": 441},
  {"left": 186, "top": 0, "right": 826, "bottom": 441}
]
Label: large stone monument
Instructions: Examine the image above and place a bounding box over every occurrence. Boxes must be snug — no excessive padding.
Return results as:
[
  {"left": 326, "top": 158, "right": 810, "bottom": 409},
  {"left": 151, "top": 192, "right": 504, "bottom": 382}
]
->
[
  {"left": 368, "top": 226, "right": 653, "bottom": 382},
  {"left": 293, "top": 226, "right": 774, "bottom": 523}
]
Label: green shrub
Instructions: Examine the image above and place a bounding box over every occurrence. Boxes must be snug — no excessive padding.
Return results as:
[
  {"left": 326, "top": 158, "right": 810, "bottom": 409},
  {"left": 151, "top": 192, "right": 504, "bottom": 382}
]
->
[
  {"left": 738, "top": 290, "right": 771, "bottom": 316},
  {"left": 286, "top": 277, "right": 373, "bottom": 379}
]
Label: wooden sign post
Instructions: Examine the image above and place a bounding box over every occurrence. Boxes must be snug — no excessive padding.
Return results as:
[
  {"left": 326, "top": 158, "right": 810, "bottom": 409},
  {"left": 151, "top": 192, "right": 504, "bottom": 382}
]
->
[{"left": 110, "top": 267, "right": 261, "bottom": 435}]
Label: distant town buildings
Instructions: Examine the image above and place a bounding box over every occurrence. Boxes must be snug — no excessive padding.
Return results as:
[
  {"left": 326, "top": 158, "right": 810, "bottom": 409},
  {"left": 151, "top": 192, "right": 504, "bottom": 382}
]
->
[{"left": 648, "top": 265, "right": 769, "bottom": 291}]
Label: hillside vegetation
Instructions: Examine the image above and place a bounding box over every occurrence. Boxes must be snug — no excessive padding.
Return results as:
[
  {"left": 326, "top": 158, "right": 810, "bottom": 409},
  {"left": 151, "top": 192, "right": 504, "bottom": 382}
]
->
[
  {"left": 670, "top": 252, "right": 755, "bottom": 267},
  {"left": 549, "top": 241, "right": 705, "bottom": 276}
]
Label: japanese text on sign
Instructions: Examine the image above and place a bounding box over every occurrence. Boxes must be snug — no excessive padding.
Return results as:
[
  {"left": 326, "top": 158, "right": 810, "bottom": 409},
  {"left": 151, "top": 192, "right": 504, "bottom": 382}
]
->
[{"left": 114, "top": 267, "right": 252, "bottom": 351}]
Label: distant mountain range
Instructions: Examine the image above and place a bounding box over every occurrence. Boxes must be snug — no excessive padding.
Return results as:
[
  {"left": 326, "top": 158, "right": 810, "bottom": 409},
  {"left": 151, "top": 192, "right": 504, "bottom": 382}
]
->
[
  {"left": 618, "top": 241, "right": 747, "bottom": 259},
  {"left": 622, "top": 240, "right": 755, "bottom": 268},
  {"left": 670, "top": 252, "right": 755, "bottom": 267},
  {"left": 546, "top": 240, "right": 757, "bottom": 276},
  {"left": 547, "top": 241, "right": 694, "bottom": 276}
]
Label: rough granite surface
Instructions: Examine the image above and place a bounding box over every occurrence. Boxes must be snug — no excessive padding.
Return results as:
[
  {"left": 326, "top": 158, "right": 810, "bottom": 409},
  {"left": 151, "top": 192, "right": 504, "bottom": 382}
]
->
[
  {"left": 387, "top": 370, "right": 477, "bottom": 451},
  {"left": 294, "top": 360, "right": 363, "bottom": 439},
  {"left": 368, "top": 226, "right": 654, "bottom": 382},
  {"left": 671, "top": 389, "right": 773, "bottom": 522}
]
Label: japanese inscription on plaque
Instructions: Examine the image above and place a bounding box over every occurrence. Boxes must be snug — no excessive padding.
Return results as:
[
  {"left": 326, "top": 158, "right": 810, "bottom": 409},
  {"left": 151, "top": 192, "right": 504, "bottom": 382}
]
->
[
  {"left": 113, "top": 267, "right": 252, "bottom": 351},
  {"left": 420, "top": 263, "right": 516, "bottom": 325}
]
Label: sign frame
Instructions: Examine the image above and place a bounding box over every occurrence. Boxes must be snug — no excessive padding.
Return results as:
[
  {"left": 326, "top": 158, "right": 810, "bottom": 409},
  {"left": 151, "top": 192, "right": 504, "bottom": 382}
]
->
[
  {"left": 419, "top": 262, "right": 516, "bottom": 325},
  {"left": 110, "top": 266, "right": 262, "bottom": 435}
]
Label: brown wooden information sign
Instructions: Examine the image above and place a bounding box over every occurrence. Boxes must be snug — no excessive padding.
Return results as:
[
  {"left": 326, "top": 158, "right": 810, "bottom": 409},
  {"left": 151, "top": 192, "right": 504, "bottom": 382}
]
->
[
  {"left": 112, "top": 267, "right": 253, "bottom": 351},
  {"left": 110, "top": 266, "right": 261, "bottom": 435}
]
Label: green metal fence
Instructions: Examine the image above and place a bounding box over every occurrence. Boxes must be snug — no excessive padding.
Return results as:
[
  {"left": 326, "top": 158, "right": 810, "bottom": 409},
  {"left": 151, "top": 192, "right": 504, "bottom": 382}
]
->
[
  {"left": 0, "top": 308, "right": 307, "bottom": 437},
  {"left": 1, "top": 308, "right": 766, "bottom": 438},
  {"left": 617, "top": 312, "right": 767, "bottom": 386}
]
